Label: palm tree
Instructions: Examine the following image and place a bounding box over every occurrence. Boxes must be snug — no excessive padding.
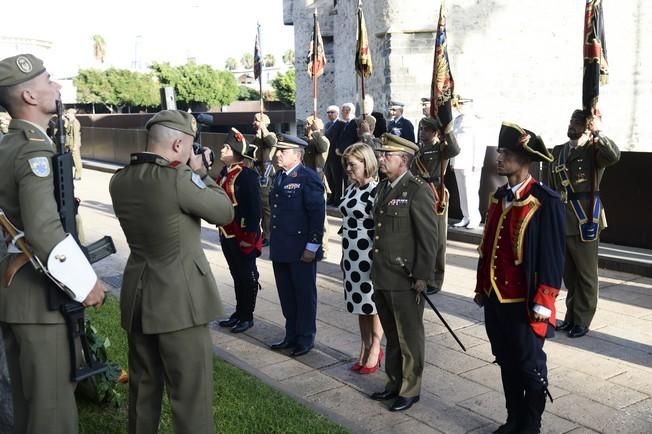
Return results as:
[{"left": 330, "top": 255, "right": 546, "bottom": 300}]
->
[
  {"left": 225, "top": 57, "right": 238, "bottom": 71},
  {"left": 263, "top": 54, "right": 276, "bottom": 67},
  {"left": 282, "top": 49, "right": 295, "bottom": 65},
  {"left": 92, "top": 34, "right": 107, "bottom": 64}
]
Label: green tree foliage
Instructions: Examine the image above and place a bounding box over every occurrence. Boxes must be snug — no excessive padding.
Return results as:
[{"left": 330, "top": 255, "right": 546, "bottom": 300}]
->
[
  {"left": 263, "top": 54, "right": 276, "bottom": 68},
  {"left": 241, "top": 53, "right": 254, "bottom": 69},
  {"left": 92, "top": 34, "right": 107, "bottom": 64},
  {"left": 75, "top": 68, "right": 159, "bottom": 112},
  {"left": 151, "top": 62, "right": 239, "bottom": 109},
  {"left": 271, "top": 69, "right": 296, "bottom": 107},
  {"left": 225, "top": 57, "right": 238, "bottom": 71},
  {"left": 282, "top": 49, "right": 295, "bottom": 65},
  {"left": 237, "top": 85, "right": 260, "bottom": 101}
]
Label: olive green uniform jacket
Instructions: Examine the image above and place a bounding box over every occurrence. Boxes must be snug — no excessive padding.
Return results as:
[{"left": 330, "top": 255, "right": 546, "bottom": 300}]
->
[{"left": 110, "top": 156, "right": 234, "bottom": 334}]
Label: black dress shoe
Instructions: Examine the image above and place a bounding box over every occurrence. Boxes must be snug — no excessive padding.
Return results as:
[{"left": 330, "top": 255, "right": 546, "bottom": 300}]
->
[
  {"left": 389, "top": 395, "right": 420, "bottom": 412},
  {"left": 370, "top": 390, "right": 398, "bottom": 401},
  {"left": 290, "top": 344, "right": 313, "bottom": 357},
  {"left": 270, "top": 339, "right": 295, "bottom": 350},
  {"left": 493, "top": 418, "right": 520, "bottom": 434},
  {"left": 568, "top": 325, "right": 589, "bottom": 338},
  {"left": 425, "top": 286, "right": 441, "bottom": 295},
  {"left": 231, "top": 320, "right": 254, "bottom": 333},
  {"left": 555, "top": 319, "right": 573, "bottom": 332},
  {"left": 218, "top": 317, "right": 239, "bottom": 328}
]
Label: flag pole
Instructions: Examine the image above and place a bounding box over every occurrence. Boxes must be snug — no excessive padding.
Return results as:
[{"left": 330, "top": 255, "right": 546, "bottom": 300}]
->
[
  {"left": 257, "top": 24, "right": 264, "bottom": 130},
  {"left": 312, "top": 11, "right": 319, "bottom": 120}
]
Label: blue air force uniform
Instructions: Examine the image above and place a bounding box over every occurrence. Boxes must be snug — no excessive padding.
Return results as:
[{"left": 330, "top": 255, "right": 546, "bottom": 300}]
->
[{"left": 269, "top": 135, "right": 325, "bottom": 351}]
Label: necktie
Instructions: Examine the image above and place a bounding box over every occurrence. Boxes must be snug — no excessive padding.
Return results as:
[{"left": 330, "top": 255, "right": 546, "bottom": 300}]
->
[{"left": 277, "top": 171, "right": 287, "bottom": 187}]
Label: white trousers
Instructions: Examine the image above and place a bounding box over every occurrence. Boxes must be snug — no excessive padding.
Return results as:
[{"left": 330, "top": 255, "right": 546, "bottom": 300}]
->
[{"left": 454, "top": 168, "right": 482, "bottom": 225}]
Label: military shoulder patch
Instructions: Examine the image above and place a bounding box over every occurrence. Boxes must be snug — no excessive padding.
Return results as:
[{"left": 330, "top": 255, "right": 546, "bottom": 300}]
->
[
  {"left": 28, "top": 157, "right": 51, "bottom": 177},
  {"left": 191, "top": 172, "right": 207, "bottom": 189}
]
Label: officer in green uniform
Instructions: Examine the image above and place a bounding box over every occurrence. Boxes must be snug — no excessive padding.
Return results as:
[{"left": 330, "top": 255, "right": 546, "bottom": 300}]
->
[
  {"left": 548, "top": 110, "right": 620, "bottom": 338},
  {"left": 412, "top": 116, "right": 460, "bottom": 294},
  {"left": 0, "top": 53, "right": 106, "bottom": 434},
  {"left": 63, "top": 108, "right": 82, "bottom": 180},
  {"left": 304, "top": 116, "right": 331, "bottom": 257},
  {"left": 109, "top": 110, "right": 234, "bottom": 434},
  {"left": 370, "top": 133, "right": 438, "bottom": 412},
  {"left": 252, "top": 113, "right": 277, "bottom": 246}
]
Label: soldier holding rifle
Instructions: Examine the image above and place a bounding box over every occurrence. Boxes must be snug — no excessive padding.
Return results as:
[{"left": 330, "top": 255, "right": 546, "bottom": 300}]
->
[{"left": 0, "top": 53, "right": 106, "bottom": 434}]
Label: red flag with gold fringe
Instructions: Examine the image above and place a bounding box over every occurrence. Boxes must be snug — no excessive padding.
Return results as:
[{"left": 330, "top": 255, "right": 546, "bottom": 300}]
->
[
  {"left": 583, "top": 0, "right": 609, "bottom": 115},
  {"left": 355, "top": 4, "right": 373, "bottom": 79},
  {"left": 307, "top": 12, "right": 327, "bottom": 78},
  {"left": 429, "top": 0, "right": 454, "bottom": 130}
]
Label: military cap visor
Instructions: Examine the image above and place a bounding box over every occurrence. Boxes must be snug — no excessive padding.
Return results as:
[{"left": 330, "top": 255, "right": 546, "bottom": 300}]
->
[
  {"left": 377, "top": 133, "right": 419, "bottom": 155},
  {"left": 0, "top": 54, "right": 46, "bottom": 87},
  {"left": 420, "top": 116, "right": 442, "bottom": 131},
  {"left": 275, "top": 133, "right": 308, "bottom": 149},
  {"left": 145, "top": 110, "right": 198, "bottom": 137},
  {"left": 498, "top": 122, "right": 552, "bottom": 162}
]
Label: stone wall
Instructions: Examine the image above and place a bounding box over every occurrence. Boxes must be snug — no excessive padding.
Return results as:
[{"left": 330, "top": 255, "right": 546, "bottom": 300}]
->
[{"left": 285, "top": 0, "right": 651, "bottom": 151}]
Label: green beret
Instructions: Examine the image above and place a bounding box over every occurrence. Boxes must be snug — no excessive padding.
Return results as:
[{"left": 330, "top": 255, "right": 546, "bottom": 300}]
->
[
  {"left": 378, "top": 133, "right": 419, "bottom": 155},
  {"left": 145, "top": 110, "right": 197, "bottom": 137},
  {"left": 419, "top": 116, "right": 442, "bottom": 130},
  {"left": 0, "top": 54, "right": 46, "bottom": 87}
]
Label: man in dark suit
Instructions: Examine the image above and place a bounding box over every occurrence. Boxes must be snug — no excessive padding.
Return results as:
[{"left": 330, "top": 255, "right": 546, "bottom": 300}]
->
[
  {"left": 325, "top": 103, "right": 357, "bottom": 205},
  {"left": 387, "top": 101, "right": 415, "bottom": 143},
  {"left": 269, "top": 134, "right": 325, "bottom": 357}
]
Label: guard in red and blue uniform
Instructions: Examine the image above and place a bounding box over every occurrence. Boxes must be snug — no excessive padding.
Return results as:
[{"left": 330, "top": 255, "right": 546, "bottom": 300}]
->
[
  {"left": 475, "top": 123, "right": 565, "bottom": 434},
  {"left": 268, "top": 134, "right": 325, "bottom": 357},
  {"left": 216, "top": 128, "right": 263, "bottom": 333}
]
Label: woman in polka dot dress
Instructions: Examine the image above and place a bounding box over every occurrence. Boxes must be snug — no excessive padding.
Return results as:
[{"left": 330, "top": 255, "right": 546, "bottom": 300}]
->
[{"left": 340, "top": 143, "right": 384, "bottom": 374}]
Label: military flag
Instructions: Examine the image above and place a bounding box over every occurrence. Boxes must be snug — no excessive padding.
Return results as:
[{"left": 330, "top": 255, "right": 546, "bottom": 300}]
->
[
  {"left": 355, "top": 2, "right": 372, "bottom": 119},
  {"left": 583, "top": 0, "right": 609, "bottom": 115},
  {"left": 307, "top": 11, "right": 327, "bottom": 79},
  {"left": 253, "top": 24, "right": 263, "bottom": 80},
  {"left": 430, "top": 0, "right": 454, "bottom": 130},
  {"left": 308, "top": 10, "right": 327, "bottom": 119}
]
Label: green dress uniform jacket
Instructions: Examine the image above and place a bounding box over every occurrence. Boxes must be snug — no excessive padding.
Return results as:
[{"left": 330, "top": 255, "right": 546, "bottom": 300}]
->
[
  {"left": 371, "top": 171, "right": 438, "bottom": 398},
  {"left": 253, "top": 131, "right": 278, "bottom": 241},
  {"left": 110, "top": 155, "right": 234, "bottom": 334},
  {"left": 548, "top": 135, "right": 620, "bottom": 329},
  {"left": 412, "top": 133, "right": 460, "bottom": 290},
  {"left": 0, "top": 119, "right": 79, "bottom": 434}
]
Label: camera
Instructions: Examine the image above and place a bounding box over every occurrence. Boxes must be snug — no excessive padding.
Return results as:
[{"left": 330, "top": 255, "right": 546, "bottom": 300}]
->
[{"left": 192, "top": 142, "right": 215, "bottom": 169}]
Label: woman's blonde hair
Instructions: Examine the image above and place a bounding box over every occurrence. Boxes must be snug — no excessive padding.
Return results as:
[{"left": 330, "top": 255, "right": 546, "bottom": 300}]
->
[{"left": 341, "top": 143, "right": 378, "bottom": 179}]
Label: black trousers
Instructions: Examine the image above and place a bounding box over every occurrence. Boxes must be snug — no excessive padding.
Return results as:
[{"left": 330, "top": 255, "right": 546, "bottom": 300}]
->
[
  {"left": 220, "top": 236, "right": 259, "bottom": 321},
  {"left": 272, "top": 261, "right": 317, "bottom": 347},
  {"left": 484, "top": 292, "right": 549, "bottom": 432},
  {"left": 325, "top": 154, "right": 344, "bottom": 204}
]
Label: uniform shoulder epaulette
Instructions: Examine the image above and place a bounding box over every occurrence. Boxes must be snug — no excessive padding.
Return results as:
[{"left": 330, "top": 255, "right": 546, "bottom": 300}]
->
[
  {"left": 21, "top": 127, "right": 49, "bottom": 143},
  {"left": 409, "top": 176, "right": 425, "bottom": 185}
]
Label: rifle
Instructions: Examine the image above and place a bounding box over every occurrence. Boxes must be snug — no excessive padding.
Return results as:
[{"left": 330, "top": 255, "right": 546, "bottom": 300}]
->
[
  {"left": 51, "top": 100, "right": 117, "bottom": 381},
  {"left": 395, "top": 257, "right": 466, "bottom": 352}
]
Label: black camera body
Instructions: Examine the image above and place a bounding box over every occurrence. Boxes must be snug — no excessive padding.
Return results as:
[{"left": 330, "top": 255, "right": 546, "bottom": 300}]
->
[{"left": 192, "top": 142, "right": 215, "bottom": 169}]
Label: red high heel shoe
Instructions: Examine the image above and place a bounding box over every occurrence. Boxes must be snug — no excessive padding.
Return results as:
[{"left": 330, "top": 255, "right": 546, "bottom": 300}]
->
[
  {"left": 351, "top": 362, "right": 363, "bottom": 371},
  {"left": 359, "top": 349, "right": 384, "bottom": 375}
]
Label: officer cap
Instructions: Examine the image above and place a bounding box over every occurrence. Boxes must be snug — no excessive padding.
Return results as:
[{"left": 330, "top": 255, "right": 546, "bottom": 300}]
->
[
  {"left": 224, "top": 127, "right": 254, "bottom": 160},
  {"left": 498, "top": 122, "right": 552, "bottom": 162},
  {"left": 254, "top": 112, "right": 271, "bottom": 125},
  {"left": 145, "top": 110, "right": 197, "bottom": 137},
  {"left": 306, "top": 115, "right": 324, "bottom": 130},
  {"left": 275, "top": 133, "right": 308, "bottom": 150},
  {"left": 378, "top": 133, "right": 419, "bottom": 155},
  {"left": 0, "top": 54, "right": 46, "bottom": 87},
  {"left": 389, "top": 101, "right": 405, "bottom": 108},
  {"left": 420, "top": 116, "right": 442, "bottom": 131}
]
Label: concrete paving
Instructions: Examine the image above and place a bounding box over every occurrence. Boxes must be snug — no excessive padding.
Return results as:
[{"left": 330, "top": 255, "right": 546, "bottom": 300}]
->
[{"left": 78, "top": 169, "right": 652, "bottom": 434}]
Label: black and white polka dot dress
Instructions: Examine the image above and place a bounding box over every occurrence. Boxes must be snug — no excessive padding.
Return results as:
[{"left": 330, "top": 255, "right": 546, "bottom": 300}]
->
[{"left": 339, "top": 181, "right": 378, "bottom": 315}]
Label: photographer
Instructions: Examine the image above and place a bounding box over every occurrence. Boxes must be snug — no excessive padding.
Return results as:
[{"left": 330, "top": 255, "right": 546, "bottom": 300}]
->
[{"left": 110, "top": 110, "right": 234, "bottom": 434}]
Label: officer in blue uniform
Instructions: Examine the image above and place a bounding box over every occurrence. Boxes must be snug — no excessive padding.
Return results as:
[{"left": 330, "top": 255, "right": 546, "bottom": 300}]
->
[{"left": 268, "top": 134, "right": 325, "bottom": 357}]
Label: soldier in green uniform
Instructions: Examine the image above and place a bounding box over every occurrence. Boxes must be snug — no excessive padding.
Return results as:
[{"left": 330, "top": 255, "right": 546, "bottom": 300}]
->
[
  {"left": 252, "top": 113, "right": 277, "bottom": 247},
  {"left": 412, "top": 116, "right": 460, "bottom": 295},
  {"left": 370, "top": 133, "right": 438, "bottom": 412},
  {"left": 303, "top": 116, "right": 331, "bottom": 257},
  {"left": 63, "top": 108, "right": 82, "bottom": 180},
  {"left": 548, "top": 110, "right": 620, "bottom": 338},
  {"left": 110, "top": 110, "right": 234, "bottom": 434},
  {"left": 0, "top": 53, "right": 106, "bottom": 434}
]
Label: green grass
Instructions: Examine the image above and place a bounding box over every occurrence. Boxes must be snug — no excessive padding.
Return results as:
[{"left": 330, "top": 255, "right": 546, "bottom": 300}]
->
[{"left": 78, "top": 296, "right": 348, "bottom": 434}]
